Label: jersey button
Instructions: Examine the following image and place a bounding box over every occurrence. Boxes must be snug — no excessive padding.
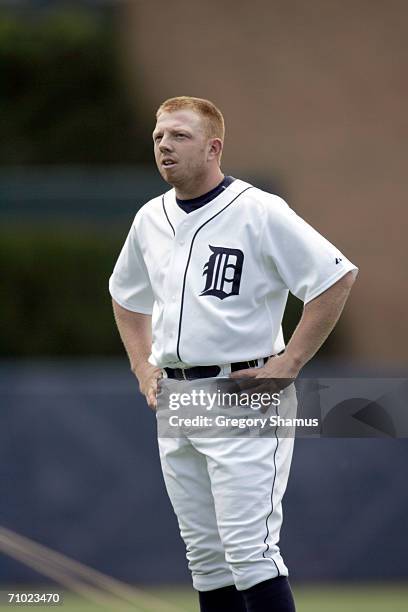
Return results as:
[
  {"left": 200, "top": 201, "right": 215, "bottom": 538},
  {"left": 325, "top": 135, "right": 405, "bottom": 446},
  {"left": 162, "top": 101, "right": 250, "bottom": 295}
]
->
[{"left": 179, "top": 240, "right": 185, "bottom": 246}]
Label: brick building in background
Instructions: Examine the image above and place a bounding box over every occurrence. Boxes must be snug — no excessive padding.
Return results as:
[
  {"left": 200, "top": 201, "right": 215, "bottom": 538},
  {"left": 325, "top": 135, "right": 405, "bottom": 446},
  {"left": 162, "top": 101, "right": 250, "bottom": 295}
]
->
[{"left": 120, "top": 0, "right": 407, "bottom": 365}]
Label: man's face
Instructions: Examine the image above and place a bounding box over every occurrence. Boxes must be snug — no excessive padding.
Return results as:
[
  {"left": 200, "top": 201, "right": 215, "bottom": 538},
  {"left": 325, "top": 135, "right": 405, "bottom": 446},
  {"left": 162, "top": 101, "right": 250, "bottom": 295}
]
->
[{"left": 153, "top": 109, "right": 212, "bottom": 188}]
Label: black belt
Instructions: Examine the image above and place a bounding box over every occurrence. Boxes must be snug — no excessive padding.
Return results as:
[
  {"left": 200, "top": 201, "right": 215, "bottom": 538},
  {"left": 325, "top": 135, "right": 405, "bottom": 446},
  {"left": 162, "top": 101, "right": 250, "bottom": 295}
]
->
[{"left": 164, "top": 353, "right": 283, "bottom": 381}]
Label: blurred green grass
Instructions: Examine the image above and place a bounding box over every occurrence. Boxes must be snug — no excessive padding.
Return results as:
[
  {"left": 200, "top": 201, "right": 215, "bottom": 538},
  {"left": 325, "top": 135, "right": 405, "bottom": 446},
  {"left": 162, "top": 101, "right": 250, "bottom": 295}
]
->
[{"left": 1, "top": 584, "right": 407, "bottom": 611}]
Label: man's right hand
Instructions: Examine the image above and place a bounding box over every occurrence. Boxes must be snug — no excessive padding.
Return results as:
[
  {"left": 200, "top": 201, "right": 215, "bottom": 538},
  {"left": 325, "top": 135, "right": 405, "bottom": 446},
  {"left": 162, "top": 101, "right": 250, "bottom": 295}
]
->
[{"left": 134, "top": 362, "right": 162, "bottom": 410}]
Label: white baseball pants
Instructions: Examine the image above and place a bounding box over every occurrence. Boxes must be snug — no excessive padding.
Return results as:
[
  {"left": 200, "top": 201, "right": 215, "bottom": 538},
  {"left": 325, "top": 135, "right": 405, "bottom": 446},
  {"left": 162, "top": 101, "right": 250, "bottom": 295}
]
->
[{"left": 156, "top": 380, "right": 296, "bottom": 592}]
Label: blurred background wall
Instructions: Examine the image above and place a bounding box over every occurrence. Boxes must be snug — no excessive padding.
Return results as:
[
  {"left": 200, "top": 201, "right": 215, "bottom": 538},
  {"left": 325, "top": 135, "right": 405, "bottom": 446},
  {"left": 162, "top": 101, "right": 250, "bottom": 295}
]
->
[
  {"left": 1, "top": 0, "right": 407, "bottom": 590},
  {"left": 122, "top": 0, "right": 408, "bottom": 363}
]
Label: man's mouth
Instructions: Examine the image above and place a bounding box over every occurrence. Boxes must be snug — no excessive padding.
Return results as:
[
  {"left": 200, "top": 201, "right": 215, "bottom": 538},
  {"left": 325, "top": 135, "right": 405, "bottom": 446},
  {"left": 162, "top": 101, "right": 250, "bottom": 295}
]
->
[{"left": 162, "top": 159, "right": 177, "bottom": 168}]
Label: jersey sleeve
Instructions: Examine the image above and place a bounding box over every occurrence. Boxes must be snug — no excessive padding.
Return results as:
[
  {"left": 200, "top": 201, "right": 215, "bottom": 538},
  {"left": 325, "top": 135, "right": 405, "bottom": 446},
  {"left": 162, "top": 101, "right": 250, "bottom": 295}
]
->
[
  {"left": 109, "top": 219, "right": 154, "bottom": 314},
  {"left": 262, "top": 196, "right": 358, "bottom": 303}
]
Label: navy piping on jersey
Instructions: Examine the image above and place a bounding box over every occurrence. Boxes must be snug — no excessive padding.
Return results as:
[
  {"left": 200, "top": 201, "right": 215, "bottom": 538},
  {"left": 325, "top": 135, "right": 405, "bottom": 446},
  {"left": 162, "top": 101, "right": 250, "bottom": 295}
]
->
[
  {"left": 262, "top": 400, "right": 281, "bottom": 576},
  {"left": 162, "top": 196, "right": 175, "bottom": 236},
  {"left": 176, "top": 186, "right": 252, "bottom": 362},
  {"left": 176, "top": 176, "right": 235, "bottom": 214}
]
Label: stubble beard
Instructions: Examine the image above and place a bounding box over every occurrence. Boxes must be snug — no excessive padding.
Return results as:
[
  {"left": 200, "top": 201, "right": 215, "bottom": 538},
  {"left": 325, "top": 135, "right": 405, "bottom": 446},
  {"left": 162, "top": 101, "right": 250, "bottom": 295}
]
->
[{"left": 161, "top": 160, "right": 207, "bottom": 197}]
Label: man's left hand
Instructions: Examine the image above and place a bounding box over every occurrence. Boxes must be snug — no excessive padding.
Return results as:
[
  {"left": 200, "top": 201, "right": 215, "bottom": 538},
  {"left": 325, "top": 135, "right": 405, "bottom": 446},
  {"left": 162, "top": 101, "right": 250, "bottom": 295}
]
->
[{"left": 230, "top": 353, "right": 301, "bottom": 394}]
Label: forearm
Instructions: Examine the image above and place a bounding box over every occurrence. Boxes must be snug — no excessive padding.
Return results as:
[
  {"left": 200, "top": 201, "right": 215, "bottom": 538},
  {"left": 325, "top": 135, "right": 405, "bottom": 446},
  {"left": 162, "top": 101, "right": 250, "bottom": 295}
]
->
[
  {"left": 285, "top": 271, "right": 357, "bottom": 370},
  {"left": 111, "top": 299, "right": 152, "bottom": 374},
  {"left": 112, "top": 299, "right": 161, "bottom": 409}
]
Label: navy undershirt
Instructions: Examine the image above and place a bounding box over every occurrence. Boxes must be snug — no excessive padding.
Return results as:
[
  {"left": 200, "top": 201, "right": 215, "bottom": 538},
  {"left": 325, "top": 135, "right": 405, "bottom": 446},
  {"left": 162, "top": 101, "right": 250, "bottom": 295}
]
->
[{"left": 176, "top": 176, "right": 235, "bottom": 214}]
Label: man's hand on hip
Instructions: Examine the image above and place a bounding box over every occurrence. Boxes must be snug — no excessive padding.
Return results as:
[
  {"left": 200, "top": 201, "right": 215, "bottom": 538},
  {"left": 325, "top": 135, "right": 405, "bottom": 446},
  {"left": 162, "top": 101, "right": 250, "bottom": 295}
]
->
[
  {"left": 134, "top": 362, "right": 162, "bottom": 410},
  {"left": 230, "top": 353, "right": 300, "bottom": 379},
  {"left": 230, "top": 354, "right": 299, "bottom": 394}
]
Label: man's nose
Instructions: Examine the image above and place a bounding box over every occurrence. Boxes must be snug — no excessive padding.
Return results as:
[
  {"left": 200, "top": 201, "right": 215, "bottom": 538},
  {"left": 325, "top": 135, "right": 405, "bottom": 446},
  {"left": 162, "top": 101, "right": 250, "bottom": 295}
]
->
[{"left": 159, "top": 137, "right": 173, "bottom": 152}]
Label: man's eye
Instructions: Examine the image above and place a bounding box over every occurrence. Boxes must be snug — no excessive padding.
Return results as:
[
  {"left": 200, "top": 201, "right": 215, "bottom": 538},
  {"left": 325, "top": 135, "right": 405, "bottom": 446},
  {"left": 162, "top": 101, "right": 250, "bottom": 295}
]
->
[
  {"left": 154, "top": 135, "right": 162, "bottom": 142},
  {"left": 176, "top": 133, "right": 186, "bottom": 138}
]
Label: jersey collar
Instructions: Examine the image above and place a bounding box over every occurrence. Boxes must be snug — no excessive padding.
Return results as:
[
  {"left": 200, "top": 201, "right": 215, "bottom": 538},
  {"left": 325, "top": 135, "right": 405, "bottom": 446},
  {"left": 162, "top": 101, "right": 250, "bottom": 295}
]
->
[{"left": 164, "top": 179, "right": 252, "bottom": 233}]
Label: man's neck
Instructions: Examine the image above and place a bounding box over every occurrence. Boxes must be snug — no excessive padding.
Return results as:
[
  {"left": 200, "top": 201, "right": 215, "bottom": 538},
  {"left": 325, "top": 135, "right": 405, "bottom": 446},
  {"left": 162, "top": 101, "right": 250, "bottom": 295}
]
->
[{"left": 175, "top": 170, "right": 224, "bottom": 200}]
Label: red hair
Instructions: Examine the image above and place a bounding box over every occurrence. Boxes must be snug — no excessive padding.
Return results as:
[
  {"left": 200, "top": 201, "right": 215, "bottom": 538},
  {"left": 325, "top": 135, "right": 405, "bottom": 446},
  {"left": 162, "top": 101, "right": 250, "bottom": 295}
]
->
[{"left": 156, "top": 96, "right": 225, "bottom": 141}]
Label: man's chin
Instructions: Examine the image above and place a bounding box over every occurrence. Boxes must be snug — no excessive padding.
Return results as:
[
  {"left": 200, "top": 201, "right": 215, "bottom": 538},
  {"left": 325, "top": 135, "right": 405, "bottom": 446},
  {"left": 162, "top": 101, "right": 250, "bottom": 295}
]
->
[{"left": 159, "top": 167, "right": 182, "bottom": 187}]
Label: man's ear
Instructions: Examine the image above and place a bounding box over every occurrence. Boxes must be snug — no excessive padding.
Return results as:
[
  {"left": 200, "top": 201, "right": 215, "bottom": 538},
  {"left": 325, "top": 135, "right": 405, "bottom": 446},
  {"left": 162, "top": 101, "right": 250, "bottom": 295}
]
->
[{"left": 208, "top": 138, "right": 223, "bottom": 160}]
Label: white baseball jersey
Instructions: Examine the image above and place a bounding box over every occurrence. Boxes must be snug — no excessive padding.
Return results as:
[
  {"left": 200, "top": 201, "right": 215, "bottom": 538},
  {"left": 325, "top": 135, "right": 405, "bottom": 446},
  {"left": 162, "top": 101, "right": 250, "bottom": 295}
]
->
[{"left": 109, "top": 178, "right": 357, "bottom": 368}]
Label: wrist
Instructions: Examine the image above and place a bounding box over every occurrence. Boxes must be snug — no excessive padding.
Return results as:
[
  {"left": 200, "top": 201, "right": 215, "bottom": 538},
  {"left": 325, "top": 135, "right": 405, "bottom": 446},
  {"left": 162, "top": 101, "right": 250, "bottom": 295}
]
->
[
  {"left": 281, "top": 348, "right": 305, "bottom": 372},
  {"left": 131, "top": 360, "right": 151, "bottom": 378}
]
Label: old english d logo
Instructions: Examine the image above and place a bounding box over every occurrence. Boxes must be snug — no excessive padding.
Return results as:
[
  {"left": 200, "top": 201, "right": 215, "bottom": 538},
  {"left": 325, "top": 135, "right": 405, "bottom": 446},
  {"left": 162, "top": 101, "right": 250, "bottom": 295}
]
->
[{"left": 200, "top": 245, "right": 244, "bottom": 300}]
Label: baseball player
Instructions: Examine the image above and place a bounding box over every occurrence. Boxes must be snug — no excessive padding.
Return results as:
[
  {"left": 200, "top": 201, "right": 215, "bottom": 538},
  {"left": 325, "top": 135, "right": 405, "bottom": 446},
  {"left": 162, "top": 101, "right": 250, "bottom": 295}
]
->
[{"left": 109, "top": 96, "right": 358, "bottom": 612}]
